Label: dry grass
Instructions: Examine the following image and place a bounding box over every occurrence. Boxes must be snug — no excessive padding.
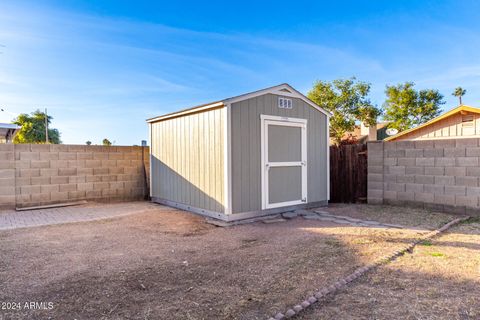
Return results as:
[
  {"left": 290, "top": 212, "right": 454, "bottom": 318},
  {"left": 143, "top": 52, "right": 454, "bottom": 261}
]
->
[
  {"left": 298, "top": 218, "right": 480, "bottom": 320},
  {"left": 0, "top": 203, "right": 471, "bottom": 319},
  {"left": 319, "top": 203, "right": 455, "bottom": 230}
]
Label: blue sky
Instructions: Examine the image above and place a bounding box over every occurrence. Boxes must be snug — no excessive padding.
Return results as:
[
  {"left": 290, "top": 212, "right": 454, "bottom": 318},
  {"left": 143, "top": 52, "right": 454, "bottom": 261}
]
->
[{"left": 1, "top": 0, "right": 480, "bottom": 145}]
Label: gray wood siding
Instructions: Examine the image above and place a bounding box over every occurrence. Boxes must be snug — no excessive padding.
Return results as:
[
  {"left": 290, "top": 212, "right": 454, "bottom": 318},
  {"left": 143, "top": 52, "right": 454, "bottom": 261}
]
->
[
  {"left": 269, "top": 166, "right": 302, "bottom": 203},
  {"left": 150, "top": 108, "right": 225, "bottom": 213},
  {"left": 268, "top": 125, "right": 302, "bottom": 162},
  {"left": 231, "top": 94, "right": 328, "bottom": 214}
]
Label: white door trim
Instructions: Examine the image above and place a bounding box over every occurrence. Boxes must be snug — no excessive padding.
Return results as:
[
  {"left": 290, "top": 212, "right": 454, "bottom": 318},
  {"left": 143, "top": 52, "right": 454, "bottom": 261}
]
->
[
  {"left": 326, "top": 116, "right": 330, "bottom": 200},
  {"left": 260, "top": 114, "right": 308, "bottom": 124},
  {"left": 260, "top": 115, "right": 307, "bottom": 209}
]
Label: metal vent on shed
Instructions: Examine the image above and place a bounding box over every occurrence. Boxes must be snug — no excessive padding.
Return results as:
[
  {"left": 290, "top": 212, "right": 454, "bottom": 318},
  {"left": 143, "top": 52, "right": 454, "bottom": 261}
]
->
[{"left": 278, "top": 97, "right": 293, "bottom": 109}]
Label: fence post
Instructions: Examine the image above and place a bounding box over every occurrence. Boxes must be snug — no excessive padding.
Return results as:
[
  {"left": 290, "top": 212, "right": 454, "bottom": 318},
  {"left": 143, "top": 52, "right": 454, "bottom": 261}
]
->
[{"left": 367, "top": 141, "right": 384, "bottom": 204}]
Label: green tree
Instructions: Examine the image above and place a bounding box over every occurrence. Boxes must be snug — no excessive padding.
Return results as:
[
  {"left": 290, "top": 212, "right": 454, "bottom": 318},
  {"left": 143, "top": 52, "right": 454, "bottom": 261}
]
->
[
  {"left": 86, "top": 141, "right": 92, "bottom": 145},
  {"left": 307, "top": 77, "right": 382, "bottom": 144},
  {"left": 383, "top": 82, "right": 445, "bottom": 132},
  {"left": 12, "top": 110, "right": 61, "bottom": 144},
  {"left": 102, "top": 138, "right": 112, "bottom": 146},
  {"left": 452, "top": 87, "right": 466, "bottom": 105}
]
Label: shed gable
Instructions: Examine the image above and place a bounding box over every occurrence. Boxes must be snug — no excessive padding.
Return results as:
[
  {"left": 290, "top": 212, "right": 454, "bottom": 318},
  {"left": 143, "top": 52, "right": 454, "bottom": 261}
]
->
[{"left": 230, "top": 93, "right": 328, "bottom": 214}]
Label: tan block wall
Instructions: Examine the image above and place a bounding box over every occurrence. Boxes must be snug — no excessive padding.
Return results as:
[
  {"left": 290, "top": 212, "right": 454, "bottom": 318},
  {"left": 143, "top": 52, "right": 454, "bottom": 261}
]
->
[
  {"left": 0, "top": 144, "right": 150, "bottom": 209},
  {"left": 0, "top": 144, "right": 16, "bottom": 208},
  {"left": 367, "top": 139, "right": 480, "bottom": 216}
]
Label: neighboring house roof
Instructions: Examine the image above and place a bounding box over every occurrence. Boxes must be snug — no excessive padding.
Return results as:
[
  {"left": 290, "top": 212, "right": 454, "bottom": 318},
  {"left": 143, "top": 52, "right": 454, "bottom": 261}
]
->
[
  {"left": 0, "top": 123, "right": 21, "bottom": 130},
  {"left": 384, "top": 105, "right": 480, "bottom": 141},
  {"left": 0, "top": 123, "right": 21, "bottom": 142},
  {"left": 146, "top": 83, "right": 332, "bottom": 123}
]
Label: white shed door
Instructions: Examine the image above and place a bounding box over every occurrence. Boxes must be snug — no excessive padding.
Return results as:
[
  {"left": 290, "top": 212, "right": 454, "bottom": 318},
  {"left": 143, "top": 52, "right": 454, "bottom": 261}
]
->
[{"left": 261, "top": 116, "right": 307, "bottom": 209}]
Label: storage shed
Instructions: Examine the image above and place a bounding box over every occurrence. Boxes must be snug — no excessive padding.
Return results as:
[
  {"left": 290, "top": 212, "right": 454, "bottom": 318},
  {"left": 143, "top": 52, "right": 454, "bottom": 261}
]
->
[{"left": 147, "top": 84, "right": 331, "bottom": 221}]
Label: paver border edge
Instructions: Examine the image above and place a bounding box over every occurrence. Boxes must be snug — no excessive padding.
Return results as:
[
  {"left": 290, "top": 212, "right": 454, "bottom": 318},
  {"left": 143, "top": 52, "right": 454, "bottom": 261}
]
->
[{"left": 15, "top": 200, "right": 88, "bottom": 211}]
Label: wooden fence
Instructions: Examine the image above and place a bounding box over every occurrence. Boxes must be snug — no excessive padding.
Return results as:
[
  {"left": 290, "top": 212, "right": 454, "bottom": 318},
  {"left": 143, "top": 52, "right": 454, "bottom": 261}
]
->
[{"left": 330, "top": 144, "right": 368, "bottom": 203}]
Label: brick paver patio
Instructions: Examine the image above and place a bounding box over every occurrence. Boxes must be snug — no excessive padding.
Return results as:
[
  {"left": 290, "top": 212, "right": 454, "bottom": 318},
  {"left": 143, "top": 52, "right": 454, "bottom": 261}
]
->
[{"left": 0, "top": 201, "right": 164, "bottom": 230}]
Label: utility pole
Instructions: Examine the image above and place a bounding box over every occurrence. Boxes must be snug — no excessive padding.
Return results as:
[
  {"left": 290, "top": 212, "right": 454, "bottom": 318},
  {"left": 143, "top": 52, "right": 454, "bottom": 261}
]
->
[{"left": 45, "top": 108, "right": 49, "bottom": 143}]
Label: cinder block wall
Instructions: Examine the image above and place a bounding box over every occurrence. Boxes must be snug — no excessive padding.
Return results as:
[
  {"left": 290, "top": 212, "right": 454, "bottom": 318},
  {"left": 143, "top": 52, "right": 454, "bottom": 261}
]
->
[
  {"left": 0, "top": 144, "right": 150, "bottom": 209},
  {"left": 0, "top": 144, "right": 15, "bottom": 208},
  {"left": 367, "top": 139, "right": 480, "bottom": 216}
]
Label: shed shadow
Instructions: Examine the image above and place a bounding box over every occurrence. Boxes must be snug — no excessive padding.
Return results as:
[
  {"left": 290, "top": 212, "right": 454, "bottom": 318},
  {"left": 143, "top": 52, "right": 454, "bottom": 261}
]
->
[{"left": 150, "top": 156, "right": 224, "bottom": 214}]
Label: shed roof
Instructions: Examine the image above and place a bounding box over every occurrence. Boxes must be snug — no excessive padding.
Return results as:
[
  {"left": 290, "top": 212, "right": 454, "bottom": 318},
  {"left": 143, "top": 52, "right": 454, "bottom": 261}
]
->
[
  {"left": 146, "top": 83, "right": 331, "bottom": 123},
  {"left": 385, "top": 105, "right": 480, "bottom": 141}
]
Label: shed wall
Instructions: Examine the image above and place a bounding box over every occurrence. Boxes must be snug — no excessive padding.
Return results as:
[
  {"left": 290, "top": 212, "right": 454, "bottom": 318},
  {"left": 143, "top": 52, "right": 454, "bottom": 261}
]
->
[
  {"left": 150, "top": 108, "right": 225, "bottom": 213},
  {"left": 230, "top": 93, "right": 328, "bottom": 214}
]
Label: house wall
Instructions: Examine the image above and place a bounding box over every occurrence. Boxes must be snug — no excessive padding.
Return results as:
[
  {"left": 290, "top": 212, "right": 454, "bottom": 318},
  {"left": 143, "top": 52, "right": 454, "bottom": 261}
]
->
[
  {"left": 392, "top": 112, "right": 480, "bottom": 140},
  {"left": 367, "top": 139, "right": 480, "bottom": 216},
  {"left": 0, "top": 144, "right": 149, "bottom": 209},
  {"left": 149, "top": 108, "right": 225, "bottom": 214},
  {"left": 230, "top": 93, "right": 328, "bottom": 214}
]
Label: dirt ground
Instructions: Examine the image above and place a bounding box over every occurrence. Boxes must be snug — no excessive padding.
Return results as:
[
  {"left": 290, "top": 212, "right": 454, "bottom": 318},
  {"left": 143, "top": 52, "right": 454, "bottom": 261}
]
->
[
  {"left": 298, "top": 217, "right": 480, "bottom": 320},
  {"left": 0, "top": 203, "right": 471, "bottom": 320}
]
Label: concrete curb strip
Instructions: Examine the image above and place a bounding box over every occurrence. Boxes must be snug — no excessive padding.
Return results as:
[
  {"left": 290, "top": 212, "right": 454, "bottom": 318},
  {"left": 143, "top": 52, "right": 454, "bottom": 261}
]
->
[
  {"left": 268, "top": 215, "right": 470, "bottom": 319},
  {"left": 311, "top": 210, "right": 406, "bottom": 229}
]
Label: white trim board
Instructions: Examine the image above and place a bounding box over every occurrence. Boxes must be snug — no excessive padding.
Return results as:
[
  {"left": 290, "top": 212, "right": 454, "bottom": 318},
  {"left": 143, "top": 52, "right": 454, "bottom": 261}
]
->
[
  {"left": 146, "top": 83, "right": 331, "bottom": 125},
  {"left": 260, "top": 114, "right": 308, "bottom": 124},
  {"left": 226, "top": 84, "right": 331, "bottom": 118},
  {"left": 148, "top": 123, "right": 153, "bottom": 198},
  {"left": 146, "top": 102, "right": 224, "bottom": 123},
  {"left": 223, "top": 103, "right": 233, "bottom": 215},
  {"left": 152, "top": 197, "right": 327, "bottom": 222},
  {"left": 326, "top": 116, "right": 330, "bottom": 200}
]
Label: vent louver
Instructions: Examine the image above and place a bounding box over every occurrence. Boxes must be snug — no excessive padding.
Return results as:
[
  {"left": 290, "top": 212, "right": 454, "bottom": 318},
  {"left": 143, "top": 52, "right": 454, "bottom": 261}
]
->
[{"left": 278, "top": 97, "right": 293, "bottom": 109}]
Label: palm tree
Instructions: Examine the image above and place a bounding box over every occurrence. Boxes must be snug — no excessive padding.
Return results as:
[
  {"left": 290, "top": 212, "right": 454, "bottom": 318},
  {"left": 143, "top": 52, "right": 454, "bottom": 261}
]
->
[{"left": 452, "top": 87, "right": 466, "bottom": 105}]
